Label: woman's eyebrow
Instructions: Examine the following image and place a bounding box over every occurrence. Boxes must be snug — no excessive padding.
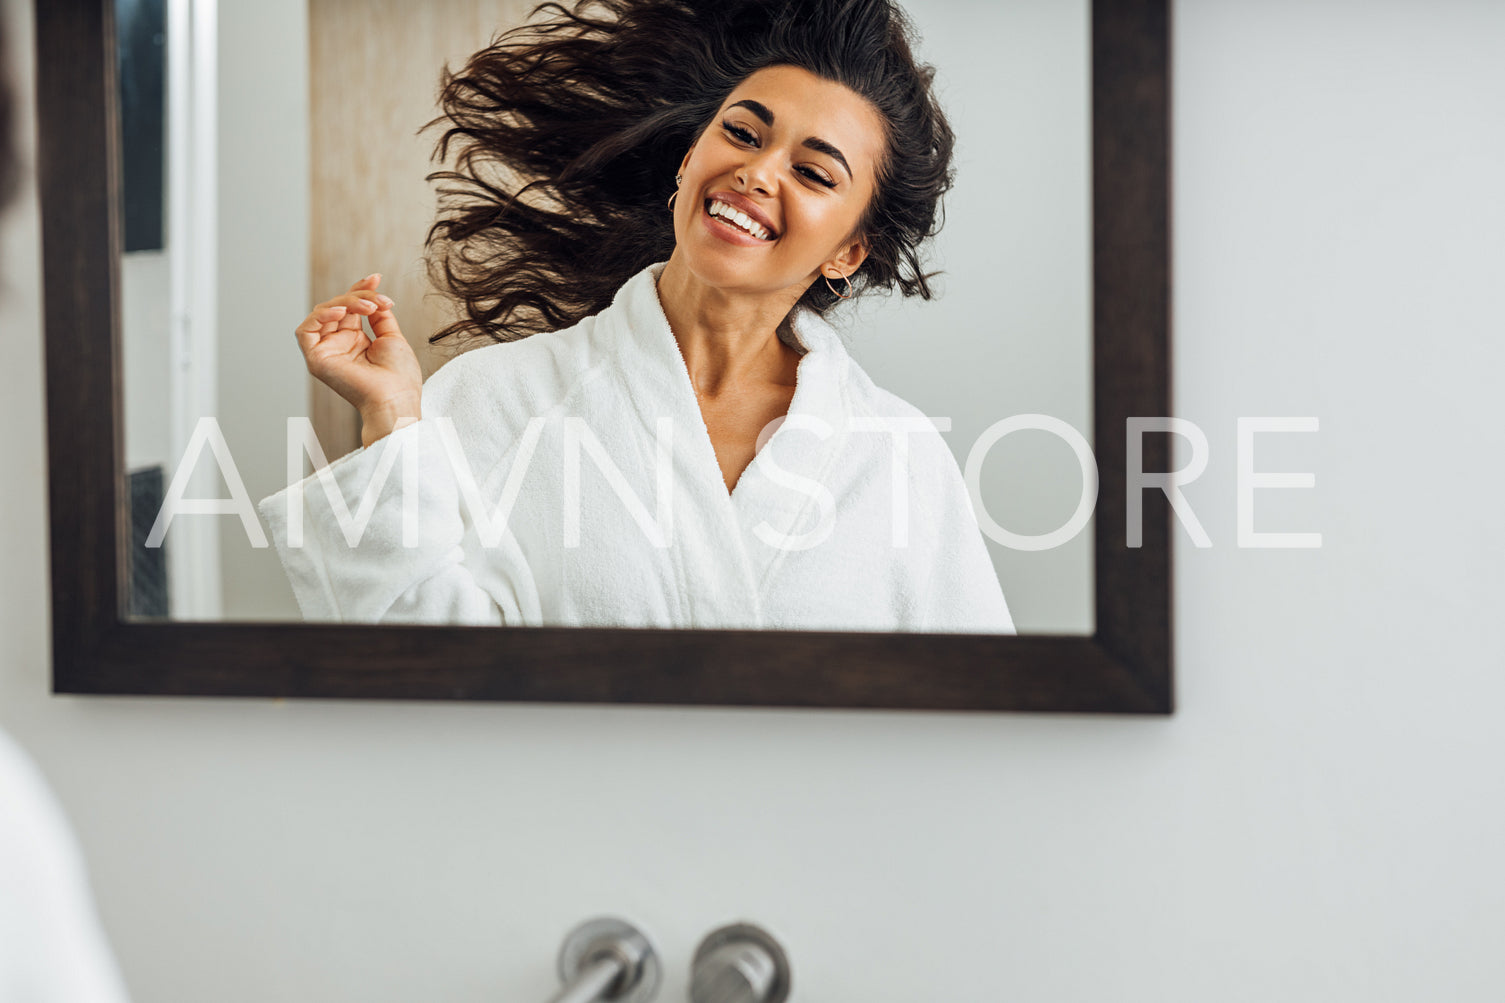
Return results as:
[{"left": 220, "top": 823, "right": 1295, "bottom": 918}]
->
[
  {"left": 727, "top": 99, "right": 853, "bottom": 179},
  {"left": 802, "top": 137, "right": 852, "bottom": 179},
  {"left": 730, "top": 98, "right": 775, "bottom": 126}
]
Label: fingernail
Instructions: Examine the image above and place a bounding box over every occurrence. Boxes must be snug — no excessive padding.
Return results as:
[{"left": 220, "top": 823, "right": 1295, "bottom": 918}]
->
[
  {"left": 364, "top": 272, "right": 381, "bottom": 283},
  {"left": 376, "top": 295, "right": 394, "bottom": 307}
]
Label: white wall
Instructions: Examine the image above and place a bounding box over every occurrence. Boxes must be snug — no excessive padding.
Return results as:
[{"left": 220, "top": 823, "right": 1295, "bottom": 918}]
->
[
  {"left": 212, "top": 0, "right": 308, "bottom": 620},
  {"left": 2, "top": 0, "right": 1503, "bottom": 1001}
]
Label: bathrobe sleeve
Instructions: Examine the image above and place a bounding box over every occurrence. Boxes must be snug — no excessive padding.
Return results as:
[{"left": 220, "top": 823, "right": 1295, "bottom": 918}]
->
[
  {"left": 913, "top": 437, "right": 1017, "bottom": 635},
  {"left": 257, "top": 362, "right": 542, "bottom": 625}
]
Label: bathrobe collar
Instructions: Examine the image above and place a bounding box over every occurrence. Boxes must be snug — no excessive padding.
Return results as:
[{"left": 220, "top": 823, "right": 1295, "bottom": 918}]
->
[
  {"left": 604, "top": 261, "right": 852, "bottom": 441},
  {"left": 598, "top": 262, "right": 858, "bottom": 601}
]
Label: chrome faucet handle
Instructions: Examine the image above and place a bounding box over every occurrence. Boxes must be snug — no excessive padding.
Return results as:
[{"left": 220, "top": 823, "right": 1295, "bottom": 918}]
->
[
  {"left": 546, "top": 917, "right": 661, "bottom": 1003},
  {"left": 688, "top": 922, "right": 791, "bottom": 1003}
]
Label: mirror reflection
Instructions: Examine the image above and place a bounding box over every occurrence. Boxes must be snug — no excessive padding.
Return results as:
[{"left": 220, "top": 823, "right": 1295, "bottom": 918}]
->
[{"left": 121, "top": 0, "right": 1092, "bottom": 633}]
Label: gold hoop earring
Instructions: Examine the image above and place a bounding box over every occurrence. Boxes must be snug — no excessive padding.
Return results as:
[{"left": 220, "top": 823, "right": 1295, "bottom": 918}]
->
[
  {"left": 667, "top": 173, "right": 683, "bottom": 210},
  {"left": 824, "top": 271, "right": 853, "bottom": 300}
]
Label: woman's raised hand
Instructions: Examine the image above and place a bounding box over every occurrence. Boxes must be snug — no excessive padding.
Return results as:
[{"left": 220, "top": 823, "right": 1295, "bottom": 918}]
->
[{"left": 294, "top": 274, "right": 424, "bottom": 447}]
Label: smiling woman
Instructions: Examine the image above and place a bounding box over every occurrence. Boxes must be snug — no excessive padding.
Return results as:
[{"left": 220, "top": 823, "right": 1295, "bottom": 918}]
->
[
  {"left": 659, "top": 65, "right": 886, "bottom": 493},
  {"left": 423, "top": 0, "right": 955, "bottom": 342},
  {"left": 257, "top": 0, "right": 1017, "bottom": 633}
]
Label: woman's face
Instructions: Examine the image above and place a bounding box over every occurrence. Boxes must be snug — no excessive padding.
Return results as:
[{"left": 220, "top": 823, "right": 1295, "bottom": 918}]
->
[{"left": 672, "top": 64, "right": 885, "bottom": 300}]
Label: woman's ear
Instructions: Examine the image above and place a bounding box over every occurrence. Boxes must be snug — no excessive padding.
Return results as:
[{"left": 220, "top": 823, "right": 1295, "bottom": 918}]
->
[
  {"left": 677, "top": 142, "right": 696, "bottom": 177},
  {"left": 826, "top": 235, "right": 869, "bottom": 279}
]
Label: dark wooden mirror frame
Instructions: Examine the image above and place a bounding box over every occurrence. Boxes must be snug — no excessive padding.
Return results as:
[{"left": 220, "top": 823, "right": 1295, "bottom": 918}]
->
[{"left": 37, "top": 0, "right": 1171, "bottom": 713}]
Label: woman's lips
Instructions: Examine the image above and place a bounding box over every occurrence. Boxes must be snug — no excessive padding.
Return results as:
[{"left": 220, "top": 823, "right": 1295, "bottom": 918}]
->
[
  {"left": 700, "top": 199, "right": 774, "bottom": 247},
  {"left": 706, "top": 191, "right": 778, "bottom": 237}
]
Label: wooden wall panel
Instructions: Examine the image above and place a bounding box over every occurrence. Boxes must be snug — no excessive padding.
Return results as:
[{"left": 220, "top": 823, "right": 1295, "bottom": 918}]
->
[{"left": 307, "top": 0, "right": 536, "bottom": 454}]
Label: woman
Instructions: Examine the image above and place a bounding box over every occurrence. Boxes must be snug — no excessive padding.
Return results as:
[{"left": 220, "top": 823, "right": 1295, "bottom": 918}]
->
[{"left": 260, "top": 0, "right": 1014, "bottom": 633}]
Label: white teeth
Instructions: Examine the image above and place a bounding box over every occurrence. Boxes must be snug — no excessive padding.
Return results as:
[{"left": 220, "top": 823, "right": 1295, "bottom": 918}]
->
[{"left": 709, "top": 200, "right": 771, "bottom": 240}]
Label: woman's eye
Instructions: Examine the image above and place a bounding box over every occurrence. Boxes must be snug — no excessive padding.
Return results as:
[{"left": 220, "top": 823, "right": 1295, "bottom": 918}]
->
[
  {"left": 721, "top": 121, "right": 834, "bottom": 188},
  {"left": 798, "top": 166, "right": 837, "bottom": 189}
]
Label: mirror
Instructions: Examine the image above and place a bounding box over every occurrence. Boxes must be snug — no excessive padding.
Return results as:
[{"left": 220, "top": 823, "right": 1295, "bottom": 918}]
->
[
  {"left": 118, "top": 0, "right": 1092, "bottom": 634},
  {"left": 40, "top": 0, "right": 1171, "bottom": 711}
]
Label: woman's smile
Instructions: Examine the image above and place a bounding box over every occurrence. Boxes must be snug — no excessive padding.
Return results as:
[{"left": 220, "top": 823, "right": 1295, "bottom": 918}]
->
[{"left": 701, "top": 192, "right": 778, "bottom": 244}]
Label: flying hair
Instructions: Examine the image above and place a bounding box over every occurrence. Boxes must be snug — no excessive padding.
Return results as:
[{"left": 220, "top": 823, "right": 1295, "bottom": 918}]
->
[{"left": 423, "top": 0, "right": 955, "bottom": 346}]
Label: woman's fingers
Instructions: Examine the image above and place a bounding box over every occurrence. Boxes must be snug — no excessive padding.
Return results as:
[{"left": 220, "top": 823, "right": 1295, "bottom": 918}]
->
[
  {"left": 315, "top": 290, "right": 387, "bottom": 314},
  {"left": 295, "top": 293, "right": 399, "bottom": 351},
  {"left": 336, "top": 292, "right": 395, "bottom": 335},
  {"left": 367, "top": 301, "right": 403, "bottom": 341},
  {"left": 295, "top": 304, "right": 347, "bottom": 351},
  {"left": 299, "top": 290, "right": 391, "bottom": 336},
  {"left": 296, "top": 279, "right": 395, "bottom": 358}
]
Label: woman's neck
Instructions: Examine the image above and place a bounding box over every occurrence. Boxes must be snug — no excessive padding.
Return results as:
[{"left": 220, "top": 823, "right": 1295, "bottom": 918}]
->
[{"left": 656, "top": 254, "right": 804, "bottom": 398}]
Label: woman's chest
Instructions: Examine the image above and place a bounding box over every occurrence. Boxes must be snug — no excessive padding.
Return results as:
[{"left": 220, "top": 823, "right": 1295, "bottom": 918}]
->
[{"left": 698, "top": 385, "right": 798, "bottom": 494}]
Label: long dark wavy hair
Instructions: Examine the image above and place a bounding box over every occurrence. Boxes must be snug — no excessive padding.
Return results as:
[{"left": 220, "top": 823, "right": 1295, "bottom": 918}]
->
[{"left": 424, "top": 0, "right": 955, "bottom": 346}]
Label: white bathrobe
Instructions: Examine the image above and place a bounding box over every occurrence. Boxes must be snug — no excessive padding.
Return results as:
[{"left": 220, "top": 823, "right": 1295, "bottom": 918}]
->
[
  {"left": 0, "top": 730, "right": 130, "bottom": 1002},
  {"left": 259, "top": 262, "right": 1014, "bottom": 633}
]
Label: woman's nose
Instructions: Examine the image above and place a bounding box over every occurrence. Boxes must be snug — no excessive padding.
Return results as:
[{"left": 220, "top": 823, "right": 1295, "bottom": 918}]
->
[{"left": 736, "top": 150, "right": 779, "bottom": 194}]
